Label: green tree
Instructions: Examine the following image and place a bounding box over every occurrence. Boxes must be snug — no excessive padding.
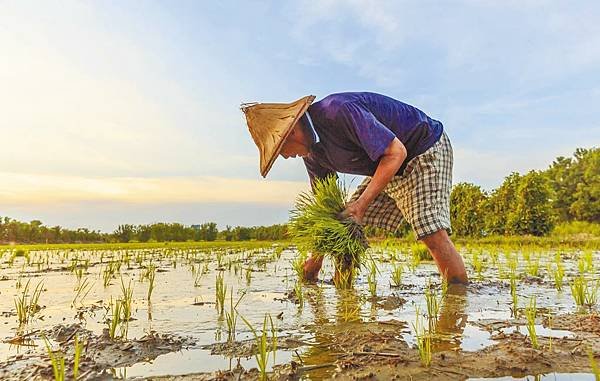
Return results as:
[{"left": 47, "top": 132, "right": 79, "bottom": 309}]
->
[
  {"left": 450, "top": 182, "right": 487, "bottom": 237},
  {"left": 506, "top": 171, "right": 554, "bottom": 236},
  {"left": 570, "top": 148, "right": 599, "bottom": 222},
  {"left": 483, "top": 172, "right": 521, "bottom": 235}
]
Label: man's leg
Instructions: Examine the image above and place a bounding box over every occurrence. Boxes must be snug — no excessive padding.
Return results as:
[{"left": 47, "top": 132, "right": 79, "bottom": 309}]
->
[
  {"left": 303, "top": 254, "right": 324, "bottom": 282},
  {"left": 421, "top": 229, "right": 468, "bottom": 284}
]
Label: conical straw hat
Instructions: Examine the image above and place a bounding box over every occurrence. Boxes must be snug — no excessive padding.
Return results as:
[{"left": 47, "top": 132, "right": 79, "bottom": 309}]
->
[{"left": 241, "top": 95, "right": 315, "bottom": 177}]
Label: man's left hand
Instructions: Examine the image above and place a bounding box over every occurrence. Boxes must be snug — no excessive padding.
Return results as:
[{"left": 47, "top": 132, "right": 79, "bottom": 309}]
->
[{"left": 340, "top": 200, "right": 366, "bottom": 225}]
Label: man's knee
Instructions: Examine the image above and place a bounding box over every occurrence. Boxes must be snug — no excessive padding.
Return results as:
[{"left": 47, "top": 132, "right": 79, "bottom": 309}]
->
[{"left": 420, "top": 229, "right": 451, "bottom": 251}]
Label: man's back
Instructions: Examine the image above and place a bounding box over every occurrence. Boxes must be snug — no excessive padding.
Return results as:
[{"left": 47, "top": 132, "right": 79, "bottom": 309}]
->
[{"left": 305, "top": 92, "right": 444, "bottom": 179}]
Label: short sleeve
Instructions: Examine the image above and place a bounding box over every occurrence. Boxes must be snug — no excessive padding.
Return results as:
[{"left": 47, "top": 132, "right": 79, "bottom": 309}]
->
[
  {"left": 303, "top": 156, "right": 337, "bottom": 190},
  {"left": 336, "top": 102, "right": 396, "bottom": 161}
]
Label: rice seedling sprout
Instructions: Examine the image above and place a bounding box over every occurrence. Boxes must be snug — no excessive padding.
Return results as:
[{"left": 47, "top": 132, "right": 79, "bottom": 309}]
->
[{"left": 524, "top": 296, "right": 538, "bottom": 349}]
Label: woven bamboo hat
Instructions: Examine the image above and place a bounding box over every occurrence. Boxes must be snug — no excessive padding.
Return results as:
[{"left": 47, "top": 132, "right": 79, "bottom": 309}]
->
[{"left": 241, "top": 95, "right": 315, "bottom": 177}]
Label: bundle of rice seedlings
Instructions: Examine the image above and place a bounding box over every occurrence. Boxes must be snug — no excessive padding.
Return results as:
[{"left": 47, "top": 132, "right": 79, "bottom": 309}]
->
[{"left": 289, "top": 175, "right": 369, "bottom": 286}]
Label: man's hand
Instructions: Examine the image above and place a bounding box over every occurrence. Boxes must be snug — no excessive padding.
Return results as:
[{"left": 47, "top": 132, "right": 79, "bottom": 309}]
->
[{"left": 340, "top": 200, "right": 367, "bottom": 225}]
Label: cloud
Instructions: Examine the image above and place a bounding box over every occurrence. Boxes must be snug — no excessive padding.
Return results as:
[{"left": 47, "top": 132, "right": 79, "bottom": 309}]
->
[{"left": 0, "top": 172, "right": 309, "bottom": 205}]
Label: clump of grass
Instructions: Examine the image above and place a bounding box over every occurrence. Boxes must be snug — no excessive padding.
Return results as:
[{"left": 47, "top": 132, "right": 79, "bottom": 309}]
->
[
  {"left": 524, "top": 296, "right": 538, "bottom": 349},
  {"left": 240, "top": 313, "right": 275, "bottom": 381},
  {"left": 73, "top": 334, "right": 83, "bottom": 380},
  {"left": 225, "top": 289, "right": 244, "bottom": 342},
  {"left": 390, "top": 263, "right": 404, "bottom": 288},
  {"left": 570, "top": 276, "right": 599, "bottom": 308},
  {"left": 119, "top": 277, "right": 134, "bottom": 322},
  {"left": 289, "top": 175, "right": 369, "bottom": 288},
  {"left": 589, "top": 346, "right": 600, "bottom": 380},
  {"left": 107, "top": 297, "right": 123, "bottom": 339},
  {"left": 367, "top": 260, "right": 378, "bottom": 298},
  {"left": 471, "top": 250, "right": 485, "bottom": 279},
  {"left": 552, "top": 253, "right": 565, "bottom": 291},
  {"left": 71, "top": 277, "right": 94, "bottom": 308},
  {"left": 526, "top": 254, "right": 540, "bottom": 277},
  {"left": 412, "top": 307, "right": 432, "bottom": 367},
  {"left": 441, "top": 270, "right": 449, "bottom": 297},
  {"left": 291, "top": 250, "right": 308, "bottom": 282},
  {"left": 293, "top": 282, "right": 304, "bottom": 308},
  {"left": 215, "top": 273, "right": 227, "bottom": 315},
  {"left": 146, "top": 265, "right": 156, "bottom": 301},
  {"left": 42, "top": 335, "right": 66, "bottom": 381},
  {"left": 411, "top": 243, "right": 432, "bottom": 261},
  {"left": 510, "top": 271, "right": 519, "bottom": 318},
  {"left": 424, "top": 280, "right": 440, "bottom": 328},
  {"left": 15, "top": 279, "right": 44, "bottom": 325}
]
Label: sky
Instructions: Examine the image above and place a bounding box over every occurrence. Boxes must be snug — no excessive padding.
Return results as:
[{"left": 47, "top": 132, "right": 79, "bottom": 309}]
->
[{"left": 1, "top": 1, "right": 599, "bottom": 232}]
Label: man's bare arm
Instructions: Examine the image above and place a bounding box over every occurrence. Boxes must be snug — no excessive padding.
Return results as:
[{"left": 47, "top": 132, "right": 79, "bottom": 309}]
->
[{"left": 343, "top": 137, "right": 407, "bottom": 223}]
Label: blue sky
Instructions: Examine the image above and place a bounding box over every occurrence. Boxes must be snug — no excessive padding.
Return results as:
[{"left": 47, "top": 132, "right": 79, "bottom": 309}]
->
[{"left": 1, "top": 1, "right": 599, "bottom": 231}]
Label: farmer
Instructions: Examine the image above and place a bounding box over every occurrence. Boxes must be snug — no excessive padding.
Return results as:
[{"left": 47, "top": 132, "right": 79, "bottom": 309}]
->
[{"left": 242, "top": 92, "right": 468, "bottom": 284}]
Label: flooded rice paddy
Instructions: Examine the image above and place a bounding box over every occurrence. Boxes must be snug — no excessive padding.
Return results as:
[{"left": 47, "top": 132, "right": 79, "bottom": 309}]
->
[{"left": 0, "top": 240, "right": 599, "bottom": 380}]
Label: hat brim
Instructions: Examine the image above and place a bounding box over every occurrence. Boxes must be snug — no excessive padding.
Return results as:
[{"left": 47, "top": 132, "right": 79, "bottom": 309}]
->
[{"left": 242, "top": 95, "right": 316, "bottom": 177}]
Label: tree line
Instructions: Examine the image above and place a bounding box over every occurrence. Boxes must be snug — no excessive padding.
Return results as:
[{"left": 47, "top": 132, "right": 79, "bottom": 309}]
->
[
  {"left": 0, "top": 218, "right": 288, "bottom": 244},
  {"left": 1, "top": 147, "right": 596, "bottom": 244},
  {"left": 450, "top": 147, "right": 598, "bottom": 237}
]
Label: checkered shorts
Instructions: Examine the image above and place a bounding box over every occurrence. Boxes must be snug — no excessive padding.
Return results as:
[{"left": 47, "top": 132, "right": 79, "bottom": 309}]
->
[{"left": 350, "top": 132, "right": 453, "bottom": 240}]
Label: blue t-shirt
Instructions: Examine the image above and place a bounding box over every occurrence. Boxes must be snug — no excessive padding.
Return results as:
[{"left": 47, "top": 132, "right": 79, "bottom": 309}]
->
[{"left": 303, "top": 92, "right": 443, "bottom": 184}]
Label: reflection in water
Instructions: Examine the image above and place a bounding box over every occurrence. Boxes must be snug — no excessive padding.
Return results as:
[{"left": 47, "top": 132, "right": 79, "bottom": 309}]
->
[
  {"left": 335, "top": 288, "right": 363, "bottom": 324},
  {"left": 434, "top": 284, "right": 468, "bottom": 352},
  {"left": 295, "top": 285, "right": 362, "bottom": 379}
]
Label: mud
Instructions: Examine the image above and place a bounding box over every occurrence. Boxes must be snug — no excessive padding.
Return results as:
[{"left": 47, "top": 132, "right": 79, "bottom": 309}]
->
[
  {"left": 0, "top": 243, "right": 599, "bottom": 380},
  {"left": 0, "top": 323, "right": 193, "bottom": 380}
]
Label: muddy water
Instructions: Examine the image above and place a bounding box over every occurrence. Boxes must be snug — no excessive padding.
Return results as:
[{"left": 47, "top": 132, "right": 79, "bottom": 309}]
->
[{"left": 0, "top": 244, "right": 598, "bottom": 380}]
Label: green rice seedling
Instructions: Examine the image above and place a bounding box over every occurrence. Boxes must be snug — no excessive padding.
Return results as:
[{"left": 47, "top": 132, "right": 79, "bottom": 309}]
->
[
  {"left": 441, "top": 270, "right": 449, "bottom": 297},
  {"left": 73, "top": 334, "right": 83, "bottom": 380},
  {"left": 146, "top": 265, "right": 156, "bottom": 301},
  {"left": 524, "top": 296, "right": 538, "bottom": 349},
  {"left": 119, "top": 277, "right": 134, "bottom": 322},
  {"left": 507, "top": 253, "right": 518, "bottom": 275},
  {"left": 71, "top": 277, "right": 94, "bottom": 308},
  {"left": 409, "top": 248, "right": 421, "bottom": 272},
  {"left": 471, "top": 250, "right": 485, "bottom": 279},
  {"left": 216, "top": 251, "right": 224, "bottom": 269},
  {"left": 240, "top": 313, "right": 274, "bottom": 381},
  {"left": 526, "top": 254, "right": 540, "bottom": 277},
  {"left": 578, "top": 256, "right": 587, "bottom": 274},
  {"left": 15, "top": 279, "right": 44, "bottom": 325},
  {"left": 291, "top": 250, "right": 308, "bottom": 282},
  {"left": 193, "top": 268, "right": 204, "bottom": 287},
  {"left": 293, "top": 281, "right": 304, "bottom": 307},
  {"left": 289, "top": 175, "right": 369, "bottom": 287},
  {"left": 268, "top": 313, "right": 277, "bottom": 357},
  {"left": 42, "top": 335, "right": 65, "bottom": 381},
  {"left": 510, "top": 272, "right": 519, "bottom": 318},
  {"left": 215, "top": 273, "right": 227, "bottom": 315},
  {"left": 589, "top": 345, "right": 600, "bottom": 381},
  {"left": 424, "top": 280, "right": 440, "bottom": 328},
  {"left": 583, "top": 250, "right": 594, "bottom": 273},
  {"left": 339, "top": 301, "right": 361, "bottom": 322},
  {"left": 412, "top": 307, "right": 432, "bottom": 367},
  {"left": 552, "top": 261, "right": 565, "bottom": 292},
  {"left": 245, "top": 267, "right": 252, "bottom": 286},
  {"left": 107, "top": 297, "right": 122, "bottom": 339},
  {"left": 570, "top": 276, "right": 600, "bottom": 308},
  {"left": 488, "top": 249, "right": 499, "bottom": 266},
  {"left": 225, "top": 289, "right": 245, "bottom": 342},
  {"left": 390, "top": 263, "right": 404, "bottom": 288},
  {"left": 411, "top": 243, "right": 432, "bottom": 261},
  {"left": 367, "top": 260, "right": 378, "bottom": 298}
]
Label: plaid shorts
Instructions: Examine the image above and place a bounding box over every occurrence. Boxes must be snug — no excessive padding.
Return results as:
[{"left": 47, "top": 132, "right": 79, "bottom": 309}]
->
[{"left": 350, "top": 132, "right": 453, "bottom": 240}]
